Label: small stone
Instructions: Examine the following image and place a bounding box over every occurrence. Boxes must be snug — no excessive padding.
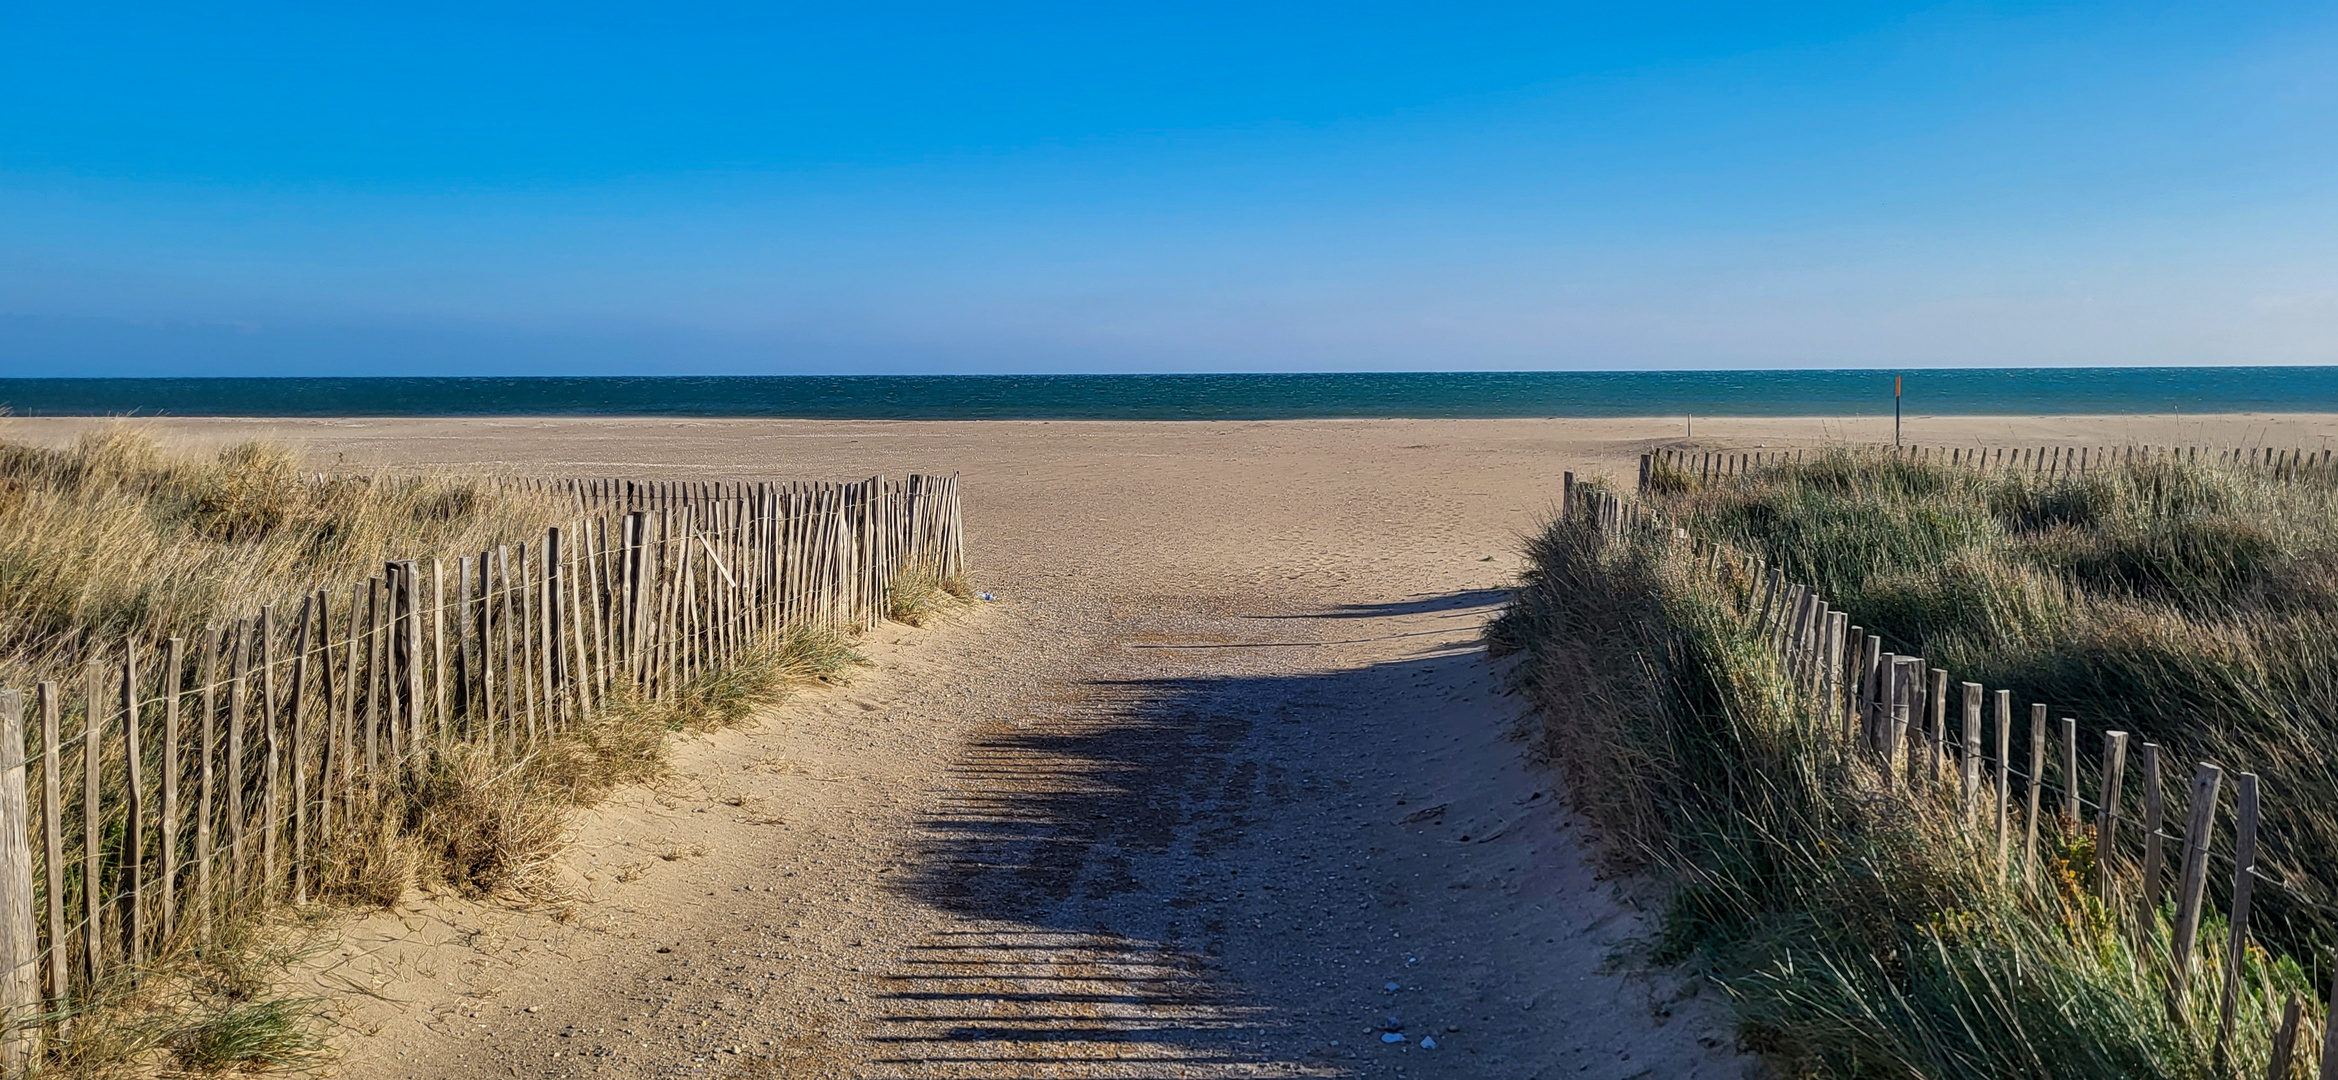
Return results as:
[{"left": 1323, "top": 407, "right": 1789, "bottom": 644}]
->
[
  {"left": 525, "top": 1006, "right": 540, "bottom": 1013},
  {"left": 1420, "top": 1036, "right": 1438, "bottom": 1050},
  {"left": 1381, "top": 1033, "right": 1405, "bottom": 1044},
  {"left": 1384, "top": 982, "right": 1401, "bottom": 992}
]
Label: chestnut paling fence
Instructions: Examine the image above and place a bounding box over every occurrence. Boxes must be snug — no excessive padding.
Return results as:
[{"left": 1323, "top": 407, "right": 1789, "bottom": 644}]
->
[
  {"left": 0, "top": 473, "right": 963, "bottom": 1072},
  {"left": 1562, "top": 455, "right": 2338, "bottom": 1078},
  {"left": 1644, "top": 442, "right": 2338, "bottom": 486}
]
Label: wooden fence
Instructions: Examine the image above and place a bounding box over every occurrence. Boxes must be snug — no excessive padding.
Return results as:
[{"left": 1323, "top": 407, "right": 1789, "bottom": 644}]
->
[
  {"left": 0, "top": 473, "right": 963, "bottom": 1071},
  {"left": 1572, "top": 463, "right": 2338, "bottom": 1077},
  {"left": 1642, "top": 444, "right": 2338, "bottom": 487}
]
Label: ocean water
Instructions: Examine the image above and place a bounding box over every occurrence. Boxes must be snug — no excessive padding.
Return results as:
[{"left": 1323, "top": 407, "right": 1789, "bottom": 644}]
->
[{"left": 1, "top": 369, "right": 2333, "bottom": 419}]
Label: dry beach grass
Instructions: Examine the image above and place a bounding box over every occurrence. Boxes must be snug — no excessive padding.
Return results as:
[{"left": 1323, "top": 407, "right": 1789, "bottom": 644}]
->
[{"left": 0, "top": 428, "right": 873, "bottom": 1075}]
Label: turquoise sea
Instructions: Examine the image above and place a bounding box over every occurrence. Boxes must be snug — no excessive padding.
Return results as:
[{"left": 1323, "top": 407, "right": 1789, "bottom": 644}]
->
[{"left": 1, "top": 369, "right": 2333, "bottom": 419}]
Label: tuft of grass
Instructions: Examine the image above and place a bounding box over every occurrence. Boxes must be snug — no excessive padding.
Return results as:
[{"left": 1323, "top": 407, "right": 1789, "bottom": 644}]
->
[
  {"left": 403, "top": 748, "right": 570, "bottom": 900},
  {"left": 168, "top": 997, "right": 327, "bottom": 1074},
  {"left": 667, "top": 624, "right": 864, "bottom": 732},
  {"left": 33, "top": 910, "right": 333, "bottom": 1078},
  {"left": 1496, "top": 461, "right": 2325, "bottom": 1079},
  {"left": 887, "top": 568, "right": 970, "bottom": 627},
  {"left": 1643, "top": 453, "right": 1700, "bottom": 495}
]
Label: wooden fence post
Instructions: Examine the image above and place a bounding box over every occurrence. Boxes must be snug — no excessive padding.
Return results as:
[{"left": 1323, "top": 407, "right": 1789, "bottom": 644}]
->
[
  {"left": 366, "top": 578, "right": 384, "bottom": 778},
  {"left": 1992, "top": 690, "right": 2011, "bottom": 880},
  {"left": 196, "top": 630, "right": 217, "bottom": 939},
  {"left": 1904, "top": 660, "right": 1927, "bottom": 785},
  {"left": 497, "top": 547, "right": 521, "bottom": 737},
  {"left": 0, "top": 689, "right": 34, "bottom": 1070},
  {"left": 455, "top": 556, "right": 473, "bottom": 739},
  {"left": 1926, "top": 668, "right": 1948, "bottom": 793},
  {"left": 1890, "top": 662, "right": 1916, "bottom": 788},
  {"left": 317, "top": 586, "right": 337, "bottom": 848},
  {"left": 80, "top": 662, "right": 102, "bottom": 987},
  {"left": 1869, "top": 649, "right": 1892, "bottom": 760},
  {"left": 2139, "top": 743, "right": 2164, "bottom": 918},
  {"left": 227, "top": 619, "right": 250, "bottom": 894},
  {"left": 591, "top": 519, "right": 614, "bottom": 700},
  {"left": 377, "top": 571, "right": 401, "bottom": 763},
  {"left": 2095, "top": 731, "right": 2127, "bottom": 903},
  {"left": 1856, "top": 635, "right": 1881, "bottom": 747},
  {"left": 2269, "top": 995, "right": 2301, "bottom": 1080},
  {"left": 288, "top": 598, "right": 313, "bottom": 906},
  {"left": 540, "top": 531, "right": 560, "bottom": 735},
  {"left": 260, "top": 605, "right": 281, "bottom": 900},
  {"left": 37, "top": 682, "right": 61, "bottom": 1020},
  {"left": 119, "top": 644, "right": 144, "bottom": 966},
  {"left": 432, "top": 558, "right": 447, "bottom": 744},
  {"left": 336, "top": 586, "right": 361, "bottom": 828},
  {"left": 1778, "top": 583, "right": 1808, "bottom": 652},
  {"left": 159, "top": 637, "right": 183, "bottom": 945},
  {"left": 2025, "top": 705, "right": 2046, "bottom": 879},
  {"left": 2061, "top": 717, "right": 2080, "bottom": 825},
  {"left": 1960, "top": 682, "right": 1982, "bottom": 822},
  {"left": 2319, "top": 951, "right": 2338, "bottom": 1080},
  {"left": 2212, "top": 773, "right": 2260, "bottom": 1069},
  {"left": 2171, "top": 762, "right": 2224, "bottom": 1008},
  {"left": 402, "top": 561, "right": 423, "bottom": 754},
  {"left": 475, "top": 553, "right": 495, "bottom": 756},
  {"left": 1824, "top": 612, "right": 1847, "bottom": 734}
]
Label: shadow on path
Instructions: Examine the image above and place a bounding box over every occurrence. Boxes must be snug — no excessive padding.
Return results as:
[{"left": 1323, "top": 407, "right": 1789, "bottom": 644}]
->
[
  {"left": 871, "top": 619, "right": 1495, "bottom": 1079},
  {"left": 1237, "top": 590, "right": 1511, "bottom": 621}
]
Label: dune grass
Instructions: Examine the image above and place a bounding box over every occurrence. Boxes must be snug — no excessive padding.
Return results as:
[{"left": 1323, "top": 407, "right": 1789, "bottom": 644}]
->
[
  {"left": 1491, "top": 454, "right": 2333, "bottom": 1078},
  {"left": 0, "top": 426, "right": 569, "bottom": 688},
  {"left": 0, "top": 427, "right": 876, "bottom": 1073},
  {"left": 886, "top": 569, "right": 971, "bottom": 628},
  {"left": 1648, "top": 451, "right": 2338, "bottom": 963}
]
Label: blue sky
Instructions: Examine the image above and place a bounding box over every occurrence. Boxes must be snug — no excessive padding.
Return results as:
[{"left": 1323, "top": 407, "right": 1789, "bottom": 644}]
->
[{"left": 3, "top": 2, "right": 2336, "bottom": 375}]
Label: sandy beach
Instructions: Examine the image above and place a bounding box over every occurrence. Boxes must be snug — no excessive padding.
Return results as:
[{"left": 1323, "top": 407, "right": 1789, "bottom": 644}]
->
[{"left": 5, "top": 412, "right": 2330, "bottom": 1078}]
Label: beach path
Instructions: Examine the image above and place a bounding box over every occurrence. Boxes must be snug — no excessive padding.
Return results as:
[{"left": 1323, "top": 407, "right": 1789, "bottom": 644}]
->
[{"left": 1, "top": 416, "right": 1815, "bottom": 1078}]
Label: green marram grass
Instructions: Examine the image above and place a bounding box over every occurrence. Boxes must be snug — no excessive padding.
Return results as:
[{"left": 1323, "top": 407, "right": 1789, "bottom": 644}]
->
[
  {"left": 1491, "top": 455, "right": 2329, "bottom": 1079},
  {"left": 1649, "top": 450, "right": 2338, "bottom": 963}
]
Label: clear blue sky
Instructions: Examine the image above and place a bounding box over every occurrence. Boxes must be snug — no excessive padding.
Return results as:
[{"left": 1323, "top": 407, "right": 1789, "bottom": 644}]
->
[{"left": 3, "top": 2, "right": 2335, "bottom": 375}]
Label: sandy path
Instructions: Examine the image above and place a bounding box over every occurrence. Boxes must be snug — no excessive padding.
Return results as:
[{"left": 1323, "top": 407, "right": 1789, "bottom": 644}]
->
[{"left": 12, "top": 411, "right": 2323, "bottom": 1079}]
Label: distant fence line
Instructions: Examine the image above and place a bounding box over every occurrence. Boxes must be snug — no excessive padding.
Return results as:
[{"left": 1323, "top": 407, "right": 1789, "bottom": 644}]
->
[
  {"left": 0, "top": 472, "right": 964, "bottom": 1072},
  {"left": 1643, "top": 443, "right": 2338, "bottom": 487},
  {"left": 1571, "top": 459, "right": 2338, "bottom": 1077}
]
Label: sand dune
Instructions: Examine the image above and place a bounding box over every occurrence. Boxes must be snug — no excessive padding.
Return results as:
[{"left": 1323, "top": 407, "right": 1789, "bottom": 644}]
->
[{"left": 6, "top": 412, "right": 2328, "bottom": 1077}]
